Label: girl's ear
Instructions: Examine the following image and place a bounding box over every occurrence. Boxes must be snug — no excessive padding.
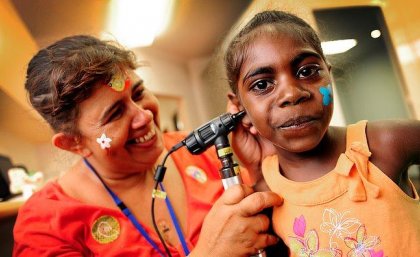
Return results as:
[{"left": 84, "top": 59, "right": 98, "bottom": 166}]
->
[
  {"left": 227, "top": 91, "right": 241, "bottom": 108},
  {"left": 227, "top": 92, "right": 259, "bottom": 135},
  {"left": 327, "top": 62, "right": 332, "bottom": 72},
  {"left": 52, "top": 133, "right": 92, "bottom": 157}
]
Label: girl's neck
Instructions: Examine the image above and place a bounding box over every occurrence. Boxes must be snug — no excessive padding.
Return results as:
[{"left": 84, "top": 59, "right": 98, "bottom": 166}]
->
[{"left": 276, "top": 126, "right": 346, "bottom": 182}]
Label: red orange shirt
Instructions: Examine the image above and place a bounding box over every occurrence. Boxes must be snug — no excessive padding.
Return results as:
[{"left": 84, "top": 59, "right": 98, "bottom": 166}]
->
[{"left": 13, "top": 132, "right": 224, "bottom": 257}]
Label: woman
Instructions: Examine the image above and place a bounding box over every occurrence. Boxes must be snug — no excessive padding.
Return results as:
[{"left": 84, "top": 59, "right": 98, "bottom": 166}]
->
[{"left": 13, "top": 35, "right": 282, "bottom": 257}]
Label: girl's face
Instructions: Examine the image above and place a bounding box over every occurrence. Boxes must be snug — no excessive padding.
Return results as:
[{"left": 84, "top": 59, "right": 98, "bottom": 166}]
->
[
  {"left": 76, "top": 69, "right": 164, "bottom": 174},
  {"left": 236, "top": 32, "right": 333, "bottom": 153}
]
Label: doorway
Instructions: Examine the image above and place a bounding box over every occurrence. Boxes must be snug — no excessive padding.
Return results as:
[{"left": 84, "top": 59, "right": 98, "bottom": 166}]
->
[{"left": 313, "top": 6, "right": 411, "bottom": 123}]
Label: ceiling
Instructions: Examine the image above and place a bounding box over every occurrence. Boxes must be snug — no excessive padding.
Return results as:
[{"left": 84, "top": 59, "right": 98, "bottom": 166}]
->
[{"left": 11, "top": 0, "right": 252, "bottom": 61}]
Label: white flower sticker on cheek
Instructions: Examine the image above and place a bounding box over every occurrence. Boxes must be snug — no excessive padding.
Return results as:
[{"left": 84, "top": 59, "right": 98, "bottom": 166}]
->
[{"left": 96, "top": 133, "right": 112, "bottom": 149}]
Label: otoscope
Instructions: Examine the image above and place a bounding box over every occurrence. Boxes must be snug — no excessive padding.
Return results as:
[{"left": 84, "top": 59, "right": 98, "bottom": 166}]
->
[
  {"left": 182, "top": 110, "right": 246, "bottom": 188},
  {"left": 182, "top": 110, "right": 265, "bottom": 257},
  {"left": 152, "top": 110, "right": 266, "bottom": 257}
]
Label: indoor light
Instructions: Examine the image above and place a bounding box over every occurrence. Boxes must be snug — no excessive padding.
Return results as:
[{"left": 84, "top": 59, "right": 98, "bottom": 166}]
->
[
  {"left": 321, "top": 39, "right": 358, "bottom": 55},
  {"left": 396, "top": 39, "right": 420, "bottom": 64},
  {"left": 397, "top": 44, "right": 415, "bottom": 64},
  {"left": 371, "top": 29, "right": 381, "bottom": 38},
  {"left": 103, "top": 0, "right": 174, "bottom": 48}
]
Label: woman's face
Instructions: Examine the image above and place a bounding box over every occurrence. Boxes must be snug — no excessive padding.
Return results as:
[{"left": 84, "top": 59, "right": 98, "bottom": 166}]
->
[
  {"left": 76, "top": 69, "right": 164, "bottom": 174},
  {"left": 236, "top": 31, "right": 333, "bottom": 153}
]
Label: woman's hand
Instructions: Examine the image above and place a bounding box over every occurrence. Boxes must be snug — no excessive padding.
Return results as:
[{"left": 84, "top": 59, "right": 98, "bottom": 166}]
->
[
  {"left": 190, "top": 184, "right": 283, "bottom": 257},
  {"left": 227, "top": 93, "right": 277, "bottom": 185}
]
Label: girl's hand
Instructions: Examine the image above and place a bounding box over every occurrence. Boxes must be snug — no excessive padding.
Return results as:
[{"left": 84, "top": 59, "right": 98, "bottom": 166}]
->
[
  {"left": 227, "top": 93, "right": 277, "bottom": 185},
  {"left": 190, "top": 184, "right": 283, "bottom": 257}
]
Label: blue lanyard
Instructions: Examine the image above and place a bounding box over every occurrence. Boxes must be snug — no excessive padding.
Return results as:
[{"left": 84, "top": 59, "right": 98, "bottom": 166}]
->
[{"left": 83, "top": 158, "right": 190, "bottom": 256}]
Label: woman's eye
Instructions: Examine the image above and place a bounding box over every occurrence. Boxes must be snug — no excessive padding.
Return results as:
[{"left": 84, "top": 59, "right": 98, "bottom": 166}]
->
[
  {"left": 250, "top": 80, "right": 273, "bottom": 93},
  {"left": 132, "top": 89, "right": 144, "bottom": 102},
  {"left": 297, "top": 64, "right": 321, "bottom": 79},
  {"left": 108, "top": 107, "right": 123, "bottom": 122}
]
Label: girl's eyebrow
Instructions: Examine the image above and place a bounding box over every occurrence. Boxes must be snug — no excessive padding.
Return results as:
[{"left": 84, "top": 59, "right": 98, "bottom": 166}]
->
[
  {"left": 243, "top": 66, "right": 275, "bottom": 83},
  {"left": 291, "top": 51, "right": 322, "bottom": 67}
]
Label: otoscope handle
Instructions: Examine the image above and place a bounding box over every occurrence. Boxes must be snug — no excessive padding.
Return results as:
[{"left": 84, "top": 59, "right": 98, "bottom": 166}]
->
[
  {"left": 214, "top": 136, "right": 266, "bottom": 257},
  {"left": 222, "top": 178, "right": 266, "bottom": 257}
]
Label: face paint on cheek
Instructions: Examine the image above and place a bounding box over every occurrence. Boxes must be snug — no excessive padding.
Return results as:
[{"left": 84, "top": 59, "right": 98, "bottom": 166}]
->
[
  {"left": 319, "top": 84, "right": 333, "bottom": 106},
  {"left": 96, "top": 133, "right": 112, "bottom": 150}
]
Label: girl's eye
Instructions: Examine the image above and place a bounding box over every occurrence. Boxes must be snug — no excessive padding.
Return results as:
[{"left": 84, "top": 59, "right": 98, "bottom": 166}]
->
[
  {"left": 250, "top": 80, "right": 274, "bottom": 93},
  {"left": 296, "top": 64, "right": 321, "bottom": 79}
]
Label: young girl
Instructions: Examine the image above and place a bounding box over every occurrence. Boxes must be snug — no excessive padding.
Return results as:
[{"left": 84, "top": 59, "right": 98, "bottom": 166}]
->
[{"left": 225, "top": 10, "right": 420, "bottom": 256}]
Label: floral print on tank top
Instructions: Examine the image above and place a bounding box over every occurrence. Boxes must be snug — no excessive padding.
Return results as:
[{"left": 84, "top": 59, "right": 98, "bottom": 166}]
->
[{"left": 288, "top": 208, "right": 384, "bottom": 257}]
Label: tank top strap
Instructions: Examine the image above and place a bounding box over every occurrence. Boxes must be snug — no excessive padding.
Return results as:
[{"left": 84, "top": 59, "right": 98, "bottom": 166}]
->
[
  {"left": 343, "top": 120, "right": 380, "bottom": 201},
  {"left": 346, "top": 120, "right": 369, "bottom": 150},
  {"left": 262, "top": 155, "right": 281, "bottom": 192}
]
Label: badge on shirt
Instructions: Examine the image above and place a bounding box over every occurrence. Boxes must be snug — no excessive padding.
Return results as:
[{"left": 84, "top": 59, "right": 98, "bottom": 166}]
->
[
  {"left": 92, "top": 215, "right": 120, "bottom": 244},
  {"left": 186, "top": 165, "right": 207, "bottom": 183}
]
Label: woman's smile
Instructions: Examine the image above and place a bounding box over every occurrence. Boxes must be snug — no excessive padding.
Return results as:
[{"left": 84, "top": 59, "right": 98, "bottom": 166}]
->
[{"left": 127, "top": 126, "right": 158, "bottom": 147}]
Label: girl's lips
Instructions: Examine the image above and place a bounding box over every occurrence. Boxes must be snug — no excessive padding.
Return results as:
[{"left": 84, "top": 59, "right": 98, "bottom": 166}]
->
[{"left": 278, "top": 116, "right": 317, "bottom": 129}]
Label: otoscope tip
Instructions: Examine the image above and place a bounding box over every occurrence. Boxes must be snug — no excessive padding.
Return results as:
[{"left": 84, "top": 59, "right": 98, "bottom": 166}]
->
[{"left": 234, "top": 110, "right": 246, "bottom": 119}]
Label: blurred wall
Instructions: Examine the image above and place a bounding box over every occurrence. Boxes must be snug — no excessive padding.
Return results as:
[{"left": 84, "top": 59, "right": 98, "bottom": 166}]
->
[{"left": 0, "top": 0, "right": 51, "bottom": 173}]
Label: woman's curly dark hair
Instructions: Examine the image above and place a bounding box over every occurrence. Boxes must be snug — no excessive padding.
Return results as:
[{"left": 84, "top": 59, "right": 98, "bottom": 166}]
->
[{"left": 25, "top": 35, "right": 138, "bottom": 134}]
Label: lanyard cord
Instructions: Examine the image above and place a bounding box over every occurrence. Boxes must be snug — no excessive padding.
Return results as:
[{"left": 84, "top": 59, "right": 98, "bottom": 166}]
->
[
  {"left": 83, "top": 158, "right": 189, "bottom": 257},
  {"left": 160, "top": 183, "right": 190, "bottom": 255}
]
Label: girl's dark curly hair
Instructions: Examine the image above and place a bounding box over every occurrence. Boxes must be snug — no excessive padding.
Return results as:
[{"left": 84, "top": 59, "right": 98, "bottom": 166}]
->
[{"left": 224, "top": 10, "right": 326, "bottom": 93}]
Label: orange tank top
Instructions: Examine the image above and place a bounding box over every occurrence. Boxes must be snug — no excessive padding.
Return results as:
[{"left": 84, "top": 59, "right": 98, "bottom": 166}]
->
[{"left": 262, "top": 120, "right": 420, "bottom": 257}]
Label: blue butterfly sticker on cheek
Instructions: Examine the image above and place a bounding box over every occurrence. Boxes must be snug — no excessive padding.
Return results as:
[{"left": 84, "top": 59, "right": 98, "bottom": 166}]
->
[{"left": 319, "top": 84, "right": 333, "bottom": 106}]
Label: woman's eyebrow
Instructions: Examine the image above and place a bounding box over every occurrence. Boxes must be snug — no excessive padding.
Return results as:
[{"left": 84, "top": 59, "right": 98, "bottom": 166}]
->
[
  {"left": 131, "top": 79, "right": 144, "bottom": 92},
  {"left": 99, "top": 80, "right": 144, "bottom": 125},
  {"left": 99, "top": 99, "right": 122, "bottom": 125}
]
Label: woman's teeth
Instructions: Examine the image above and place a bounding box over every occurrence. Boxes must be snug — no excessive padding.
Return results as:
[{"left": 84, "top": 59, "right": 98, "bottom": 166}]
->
[{"left": 134, "top": 129, "right": 155, "bottom": 144}]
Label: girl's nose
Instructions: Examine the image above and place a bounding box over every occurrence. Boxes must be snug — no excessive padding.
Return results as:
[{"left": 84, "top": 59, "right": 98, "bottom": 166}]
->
[
  {"left": 277, "top": 83, "right": 311, "bottom": 107},
  {"left": 131, "top": 106, "right": 153, "bottom": 129}
]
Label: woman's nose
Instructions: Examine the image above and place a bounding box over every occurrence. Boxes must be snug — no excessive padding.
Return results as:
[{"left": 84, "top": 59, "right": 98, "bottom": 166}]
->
[
  {"left": 131, "top": 105, "right": 153, "bottom": 129},
  {"left": 277, "top": 83, "right": 311, "bottom": 107}
]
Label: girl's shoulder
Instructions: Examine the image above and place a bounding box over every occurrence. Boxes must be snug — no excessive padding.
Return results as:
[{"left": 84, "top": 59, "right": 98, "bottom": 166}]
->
[
  {"left": 365, "top": 120, "right": 420, "bottom": 183},
  {"left": 366, "top": 120, "right": 420, "bottom": 155}
]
